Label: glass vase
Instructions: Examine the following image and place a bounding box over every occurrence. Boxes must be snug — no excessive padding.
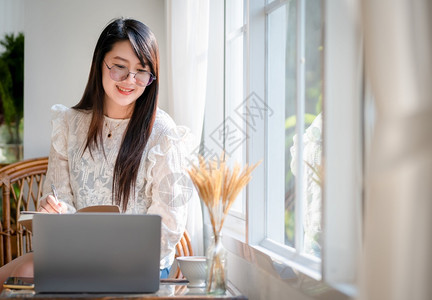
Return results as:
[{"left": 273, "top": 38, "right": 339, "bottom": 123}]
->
[{"left": 206, "top": 232, "right": 227, "bottom": 295}]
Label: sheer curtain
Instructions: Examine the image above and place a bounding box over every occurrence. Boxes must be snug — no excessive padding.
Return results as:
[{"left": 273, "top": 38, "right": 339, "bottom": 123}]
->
[
  {"left": 361, "top": 1, "right": 432, "bottom": 299},
  {"left": 165, "top": 0, "right": 210, "bottom": 256}
]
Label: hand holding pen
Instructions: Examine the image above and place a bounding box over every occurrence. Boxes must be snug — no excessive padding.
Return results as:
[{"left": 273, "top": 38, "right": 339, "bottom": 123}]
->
[
  {"left": 51, "top": 184, "right": 59, "bottom": 204},
  {"left": 37, "top": 184, "right": 66, "bottom": 214}
]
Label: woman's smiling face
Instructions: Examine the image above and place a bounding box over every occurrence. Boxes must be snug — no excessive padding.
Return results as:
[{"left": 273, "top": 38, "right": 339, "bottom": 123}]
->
[{"left": 102, "top": 40, "right": 149, "bottom": 118}]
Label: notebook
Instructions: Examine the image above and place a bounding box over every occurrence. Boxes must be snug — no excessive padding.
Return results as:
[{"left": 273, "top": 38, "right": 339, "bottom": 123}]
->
[
  {"left": 19, "top": 205, "right": 121, "bottom": 232},
  {"left": 33, "top": 213, "right": 161, "bottom": 293}
]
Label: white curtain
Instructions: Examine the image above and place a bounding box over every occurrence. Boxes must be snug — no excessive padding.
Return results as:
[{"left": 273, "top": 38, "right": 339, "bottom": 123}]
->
[
  {"left": 361, "top": 1, "right": 432, "bottom": 299},
  {"left": 165, "top": 0, "right": 210, "bottom": 257}
]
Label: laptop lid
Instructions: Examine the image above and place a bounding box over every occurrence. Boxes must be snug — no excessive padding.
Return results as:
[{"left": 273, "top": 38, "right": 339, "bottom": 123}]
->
[{"left": 33, "top": 213, "right": 161, "bottom": 293}]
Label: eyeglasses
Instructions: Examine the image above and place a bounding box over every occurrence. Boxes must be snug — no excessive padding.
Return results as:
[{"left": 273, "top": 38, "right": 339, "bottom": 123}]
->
[{"left": 103, "top": 61, "right": 156, "bottom": 87}]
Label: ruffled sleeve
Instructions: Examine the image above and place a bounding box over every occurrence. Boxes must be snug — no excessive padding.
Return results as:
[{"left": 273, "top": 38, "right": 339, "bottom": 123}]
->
[
  {"left": 41, "top": 104, "right": 77, "bottom": 213},
  {"left": 145, "top": 124, "right": 193, "bottom": 269}
]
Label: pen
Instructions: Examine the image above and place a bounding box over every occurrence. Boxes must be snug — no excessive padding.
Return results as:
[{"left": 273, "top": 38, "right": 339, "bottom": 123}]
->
[{"left": 51, "top": 184, "right": 61, "bottom": 214}]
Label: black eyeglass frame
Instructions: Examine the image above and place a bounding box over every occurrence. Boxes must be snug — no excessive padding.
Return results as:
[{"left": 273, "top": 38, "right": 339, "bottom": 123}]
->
[{"left": 103, "top": 61, "right": 156, "bottom": 87}]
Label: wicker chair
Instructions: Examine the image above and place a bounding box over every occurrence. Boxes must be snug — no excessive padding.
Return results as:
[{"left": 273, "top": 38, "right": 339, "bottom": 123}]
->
[
  {"left": 0, "top": 157, "right": 48, "bottom": 266},
  {"left": 0, "top": 156, "right": 194, "bottom": 277},
  {"left": 173, "top": 230, "right": 194, "bottom": 278}
]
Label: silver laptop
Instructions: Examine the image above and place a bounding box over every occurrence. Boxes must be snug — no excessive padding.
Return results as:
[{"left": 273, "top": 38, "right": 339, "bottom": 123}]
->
[{"left": 33, "top": 213, "right": 161, "bottom": 293}]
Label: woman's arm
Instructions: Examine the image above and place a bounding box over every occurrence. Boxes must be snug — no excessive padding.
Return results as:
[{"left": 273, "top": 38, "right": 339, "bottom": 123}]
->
[
  {"left": 38, "top": 105, "right": 76, "bottom": 213},
  {"left": 146, "top": 125, "right": 192, "bottom": 269}
]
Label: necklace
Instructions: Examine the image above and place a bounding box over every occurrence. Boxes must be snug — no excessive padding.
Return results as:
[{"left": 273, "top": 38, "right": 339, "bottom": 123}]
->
[{"left": 105, "top": 121, "right": 122, "bottom": 138}]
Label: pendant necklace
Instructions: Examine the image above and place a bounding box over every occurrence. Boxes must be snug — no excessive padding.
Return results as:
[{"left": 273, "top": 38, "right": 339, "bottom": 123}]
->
[{"left": 105, "top": 122, "right": 122, "bottom": 138}]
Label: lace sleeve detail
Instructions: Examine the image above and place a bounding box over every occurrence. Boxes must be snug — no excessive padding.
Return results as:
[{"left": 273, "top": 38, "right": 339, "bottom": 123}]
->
[
  {"left": 145, "top": 125, "right": 194, "bottom": 269},
  {"left": 50, "top": 104, "right": 69, "bottom": 159},
  {"left": 41, "top": 104, "right": 76, "bottom": 213}
]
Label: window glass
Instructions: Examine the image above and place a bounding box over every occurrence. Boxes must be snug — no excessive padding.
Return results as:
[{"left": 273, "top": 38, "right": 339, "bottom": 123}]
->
[
  {"left": 267, "top": 0, "right": 323, "bottom": 258},
  {"left": 298, "top": 0, "right": 323, "bottom": 258},
  {"left": 224, "top": 0, "right": 245, "bottom": 215},
  {"left": 267, "top": 3, "right": 290, "bottom": 244},
  {"left": 283, "top": 0, "right": 297, "bottom": 248}
]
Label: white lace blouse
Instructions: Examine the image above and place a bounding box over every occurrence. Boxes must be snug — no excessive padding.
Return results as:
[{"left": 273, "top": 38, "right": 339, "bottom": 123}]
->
[{"left": 41, "top": 104, "right": 192, "bottom": 269}]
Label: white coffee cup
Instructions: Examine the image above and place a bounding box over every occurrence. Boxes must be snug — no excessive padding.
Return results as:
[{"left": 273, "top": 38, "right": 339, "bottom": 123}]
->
[{"left": 176, "top": 256, "right": 207, "bottom": 287}]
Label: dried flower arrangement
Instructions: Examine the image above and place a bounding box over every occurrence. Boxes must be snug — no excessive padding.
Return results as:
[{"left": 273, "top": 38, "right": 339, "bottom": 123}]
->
[{"left": 187, "top": 153, "right": 261, "bottom": 293}]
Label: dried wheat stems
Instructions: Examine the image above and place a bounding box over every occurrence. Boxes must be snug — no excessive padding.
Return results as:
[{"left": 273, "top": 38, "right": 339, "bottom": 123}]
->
[{"left": 187, "top": 153, "right": 261, "bottom": 238}]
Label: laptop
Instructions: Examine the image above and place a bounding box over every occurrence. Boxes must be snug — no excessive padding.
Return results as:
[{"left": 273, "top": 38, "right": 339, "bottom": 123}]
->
[{"left": 33, "top": 213, "right": 161, "bottom": 293}]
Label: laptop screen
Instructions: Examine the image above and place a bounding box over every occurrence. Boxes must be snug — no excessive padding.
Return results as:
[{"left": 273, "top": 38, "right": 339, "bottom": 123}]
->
[{"left": 33, "top": 213, "right": 161, "bottom": 293}]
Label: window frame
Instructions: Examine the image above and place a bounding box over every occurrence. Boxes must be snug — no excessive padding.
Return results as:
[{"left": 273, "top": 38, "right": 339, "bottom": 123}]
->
[
  {"left": 218, "top": 0, "right": 363, "bottom": 295},
  {"left": 322, "top": 0, "right": 363, "bottom": 293},
  {"left": 245, "top": 0, "right": 323, "bottom": 279}
]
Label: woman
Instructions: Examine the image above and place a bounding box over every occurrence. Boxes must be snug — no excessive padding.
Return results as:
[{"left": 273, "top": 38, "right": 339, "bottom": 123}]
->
[{"left": 0, "top": 18, "right": 191, "bottom": 286}]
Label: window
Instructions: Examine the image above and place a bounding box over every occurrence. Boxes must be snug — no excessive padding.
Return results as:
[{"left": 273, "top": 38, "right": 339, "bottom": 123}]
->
[
  {"left": 262, "top": 0, "right": 324, "bottom": 276},
  {"left": 228, "top": 0, "right": 324, "bottom": 277},
  {"left": 213, "top": 0, "right": 362, "bottom": 293}
]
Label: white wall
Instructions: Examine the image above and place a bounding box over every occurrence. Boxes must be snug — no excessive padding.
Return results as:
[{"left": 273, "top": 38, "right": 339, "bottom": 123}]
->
[
  {"left": 23, "top": 0, "right": 167, "bottom": 159},
  {"left": 0, "top": 0, "right": 25, "bottom": 52}
]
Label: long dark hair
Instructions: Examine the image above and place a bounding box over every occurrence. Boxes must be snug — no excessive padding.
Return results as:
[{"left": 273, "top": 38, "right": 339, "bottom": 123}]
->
[{"left": 73, "top": 18, "right": 159, "bottom": 212}]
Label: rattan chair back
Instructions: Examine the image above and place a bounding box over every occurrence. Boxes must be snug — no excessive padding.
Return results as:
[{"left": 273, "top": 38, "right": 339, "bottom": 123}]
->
[
  {"left": 174, "top": 229, "right": 194, "bottom": 278},
  {"left": 0, "top": 157, "right": 48, "bottom": 266}
]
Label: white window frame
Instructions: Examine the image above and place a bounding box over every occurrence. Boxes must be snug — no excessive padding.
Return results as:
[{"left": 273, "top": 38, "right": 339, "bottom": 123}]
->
[
  {"left": 218, "top": 0, "right": 363, "bottom": 295},
  {"left": 220, "top": 0, "right": 248, "bottom": 241},
  {"left": 322, "top": 0, "right": 362, "bottom": 294},
  {"left": 224, "top": 0, "right": 247, "bottom": 218},
  {"left": 246, "top": 0, "right": 323, "bottom": 279}
]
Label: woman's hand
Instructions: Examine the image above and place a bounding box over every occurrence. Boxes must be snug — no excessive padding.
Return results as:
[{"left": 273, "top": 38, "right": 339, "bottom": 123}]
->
[{"left": 37, "top": 195, "right": 68, "bottom": 213}]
